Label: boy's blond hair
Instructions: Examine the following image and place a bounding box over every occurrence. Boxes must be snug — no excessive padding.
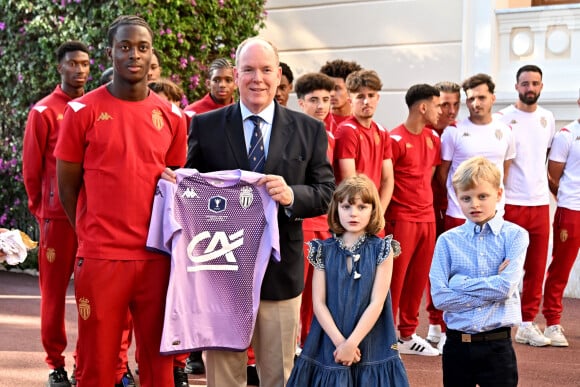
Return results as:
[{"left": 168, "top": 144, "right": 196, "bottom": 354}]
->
[
  {"left": 452, "top": 156, "right": 501, "bottom": 192},
  {"left": 327, "top": 174, "right": 385, "bottom": 235}
]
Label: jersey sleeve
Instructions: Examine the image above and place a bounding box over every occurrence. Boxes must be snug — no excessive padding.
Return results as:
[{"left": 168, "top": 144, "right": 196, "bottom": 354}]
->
[
  {"left": 431, "top": 130, "right": 442, "bottom": 167},
  {"left": 54, "top": 101, "right": 90, "bottom": 163},
  {"left": 334, "top": 123, "right": 359, "bottom": 160},
  {"left": 389, "top": 133, "right": 404, "bottom": 165},
  {"left": 164, "top": 105, "right": 187, "bottom": 168},
  {"left": 440, "top": 125, "right": 456, "bottom": 162},
  {"left": 306, "top": 239, "right": 325, "bottom": 270},
  {"left": 250, "top": 172, "right": 281, "bottom": 262},
  {"left": 381, "top": 129, "right": 393, "bottom": 160},
  {"left": 22, "top": 106, "right": 49, "bottom": 217},
  {"left": 146, "top": 179, "right": 181, "bottom": 254},
  {"left": 548, "top": 128, "right": 572, "bottom": 163},
  {"left": 504, "top": 126, "right": 516, "bottom": 161}
]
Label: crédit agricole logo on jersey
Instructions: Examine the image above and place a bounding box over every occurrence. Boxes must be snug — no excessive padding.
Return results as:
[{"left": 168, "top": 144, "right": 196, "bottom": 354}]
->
[{"left": 180, "top": 185, "right": 257, "bottom": 273}]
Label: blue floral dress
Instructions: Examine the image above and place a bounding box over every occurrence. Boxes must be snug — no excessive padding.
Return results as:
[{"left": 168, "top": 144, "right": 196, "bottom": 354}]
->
[{"left": 287, "top": 234, "right": 409, "bottom": 387}]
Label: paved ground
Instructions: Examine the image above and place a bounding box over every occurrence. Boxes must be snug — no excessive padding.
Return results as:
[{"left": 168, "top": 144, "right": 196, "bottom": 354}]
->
[{"left": 1, "top": 268, "right": 579, "bottom": 386}]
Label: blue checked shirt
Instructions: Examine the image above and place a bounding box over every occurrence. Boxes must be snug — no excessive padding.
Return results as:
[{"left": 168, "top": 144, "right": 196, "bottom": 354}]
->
[{"left": 430, "top": 215, "right": 529, "bottom": 334}]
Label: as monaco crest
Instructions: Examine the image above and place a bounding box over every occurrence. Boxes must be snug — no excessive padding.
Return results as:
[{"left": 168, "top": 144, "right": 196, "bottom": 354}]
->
[
  {"left": 152, "top": 109, "right": 164, "bottom": 131},
  {"left": 239, "top": 186, "right": 254, "bottom": 209},
  {"left": 78, "top": 297, "right": 91, "bottom": 320},
  {"left": 46, "top": 247, "right": 56, "bottom": 263}
]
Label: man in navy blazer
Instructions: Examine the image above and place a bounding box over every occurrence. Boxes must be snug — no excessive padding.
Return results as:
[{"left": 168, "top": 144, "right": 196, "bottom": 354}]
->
[{"left": 166, "top": 37, "right": 335, "bottom": 386}]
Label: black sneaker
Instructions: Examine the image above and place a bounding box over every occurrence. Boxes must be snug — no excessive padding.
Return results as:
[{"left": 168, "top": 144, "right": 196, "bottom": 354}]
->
[
  {"left": 247, "top": 365, "right": 260, "bottom": 386},
  {"left": 173, "top": 366, "right": 190, "bottom": 387},
  {"left": 48, "top": 367, "right": 71, "bottom": 387},
  {"left": 114, "top": 366, "right": 136, "bottom": 387},
  {"left": 184, "top": 351, "right": 205, "bottom": 374}
]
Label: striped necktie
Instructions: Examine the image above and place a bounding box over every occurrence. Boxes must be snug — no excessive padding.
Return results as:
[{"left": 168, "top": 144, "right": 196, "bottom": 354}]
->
[{"left": 248, "top": 115, "right": 265, "bottom": 172}]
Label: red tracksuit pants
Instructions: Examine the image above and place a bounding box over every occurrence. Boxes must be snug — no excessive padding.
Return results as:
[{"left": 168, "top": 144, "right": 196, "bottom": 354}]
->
[
  {"left": 74, "top": 258, "right": 173, "bottom": 387},
  {"left": 504, "top": 205, "right": 550, "bottom": 322},
  {"left": 38, "top": 218, "right": 77, "bottom": 370},
  {"left": 542, "top": 207, "right": 580, "bottom": 326},
  {"left": 385, "top": 220, "right": 436, "bottom": 337}
]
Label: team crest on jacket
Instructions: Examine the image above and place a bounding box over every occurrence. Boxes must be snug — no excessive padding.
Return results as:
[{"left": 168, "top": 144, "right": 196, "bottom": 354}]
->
[
  {"left": 78, "top": 297, "right": 91, "bottom": 320},
  {"left": 209, "top": 196, "right": 227, "bottom": 213},
  {"left": 560, "top": 229, "right": 568, "bottom": 242},
  {"left": 540, "top": 117, "right": 547, "bottom": 128},
  {"left": 495, "top": 129, "right": 503, "bottom": 140},
  {"left": 374, "top": 132, "right": 381, "bottom": 145},
  {"left": 152, "top": 109, "right": 164, "bottom": 130},
  {"left": 239, "top": 186, "right": 254, "bottom": 209},
  {"left": 426, "top": 137, "right": 434, "bottom": 150},
  {"left": 46, "top": 247, "right": 56, "bottom": 263}
]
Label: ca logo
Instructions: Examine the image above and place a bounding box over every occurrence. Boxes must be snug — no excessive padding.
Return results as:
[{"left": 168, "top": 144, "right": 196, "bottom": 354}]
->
[{"left": 186, "top": 230, "right": 244, "bottom": 272}]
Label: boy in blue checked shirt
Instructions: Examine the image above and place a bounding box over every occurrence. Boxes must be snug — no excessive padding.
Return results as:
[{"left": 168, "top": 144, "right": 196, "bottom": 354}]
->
[{"left": 430, "top": 156, "right": 529, "bottom": 387}]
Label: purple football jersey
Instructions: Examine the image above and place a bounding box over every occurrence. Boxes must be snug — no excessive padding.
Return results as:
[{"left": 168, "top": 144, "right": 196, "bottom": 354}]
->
[{"left": 147, "top": 169, "right": 280, "bottom": 353}]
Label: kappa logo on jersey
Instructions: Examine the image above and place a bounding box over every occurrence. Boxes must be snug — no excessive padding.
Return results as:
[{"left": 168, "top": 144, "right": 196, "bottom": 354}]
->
[
  {"left": 495, "top": 129, "right": 503, "bottom": 140},
  {"left": 186, "top": 230, "right": 244, "bottom": 272},
  {"left": 209, "top": 196, "right": 226, "bottom": 213},
  {"left": 97, "top": 112, "right": 113, "bottom": 121},
  {"left": 239, "top": 186, "right": 254, "bottom": 209},
  {"left": 182, "top": 187, "right": 198, "bottom": 199}
]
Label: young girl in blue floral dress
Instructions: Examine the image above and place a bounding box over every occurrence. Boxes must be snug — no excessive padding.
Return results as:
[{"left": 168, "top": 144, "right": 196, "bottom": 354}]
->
[{"left": 288, "top": 174, "right": 409, "bottom": 387}]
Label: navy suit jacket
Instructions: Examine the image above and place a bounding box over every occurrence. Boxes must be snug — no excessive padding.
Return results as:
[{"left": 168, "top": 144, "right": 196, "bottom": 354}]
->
[{"left": 186, "top": 102, "right": 335, "bottom": 300}]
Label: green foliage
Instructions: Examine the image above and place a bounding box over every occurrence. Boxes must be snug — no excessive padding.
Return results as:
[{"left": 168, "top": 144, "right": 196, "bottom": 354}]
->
[
  {"left": 0, "top": 0, "right": 266, "bottom": 269},
  {"left": 141, "top": 0, "right": 266, "bottom": 101}
]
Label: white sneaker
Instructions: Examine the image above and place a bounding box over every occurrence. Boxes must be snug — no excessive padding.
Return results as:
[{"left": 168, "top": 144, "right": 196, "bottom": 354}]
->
[
  {"left": 544, "top": 325, "right": 569, "bottom": 347},
  {"left": 427, "top": 324, "right": 442, "bottom": 343},
  {"left": 515, "top": 323, "right": 551, "bottom": 347},
  {"left": 437, "top": 333, "right": 447, "bottom": 354},
  {"left": 398, "top": 334, "right": 440, "bottom": 356}
]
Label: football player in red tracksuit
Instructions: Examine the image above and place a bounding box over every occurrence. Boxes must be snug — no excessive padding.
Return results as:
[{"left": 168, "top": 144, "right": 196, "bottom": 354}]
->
[
  {"left": 333, "top": 70, "right": 394, "bottom": 215},
  {"left": 319, "top": 59, "right": 362, "bottom": 126},
  {"left": 294, "top": 72, "right": 337, "bottom": 347},
  {"left": 55, "top": 16, "right": 187, "bottom": 387},
  {"left": 544, "top": 102, "right": 580, "bottom": 348},
  {"left": 184, "top": 57, "right": 236, "bottom": 119},
  {"left": 424, "top": 81, "right": 461, "bottom": 353},
  {"left": 386, "top": 84, "right": 441, "bottom": 357},
  {"left": 23, "top": 40, "right": 89, "bottom": 387}
]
